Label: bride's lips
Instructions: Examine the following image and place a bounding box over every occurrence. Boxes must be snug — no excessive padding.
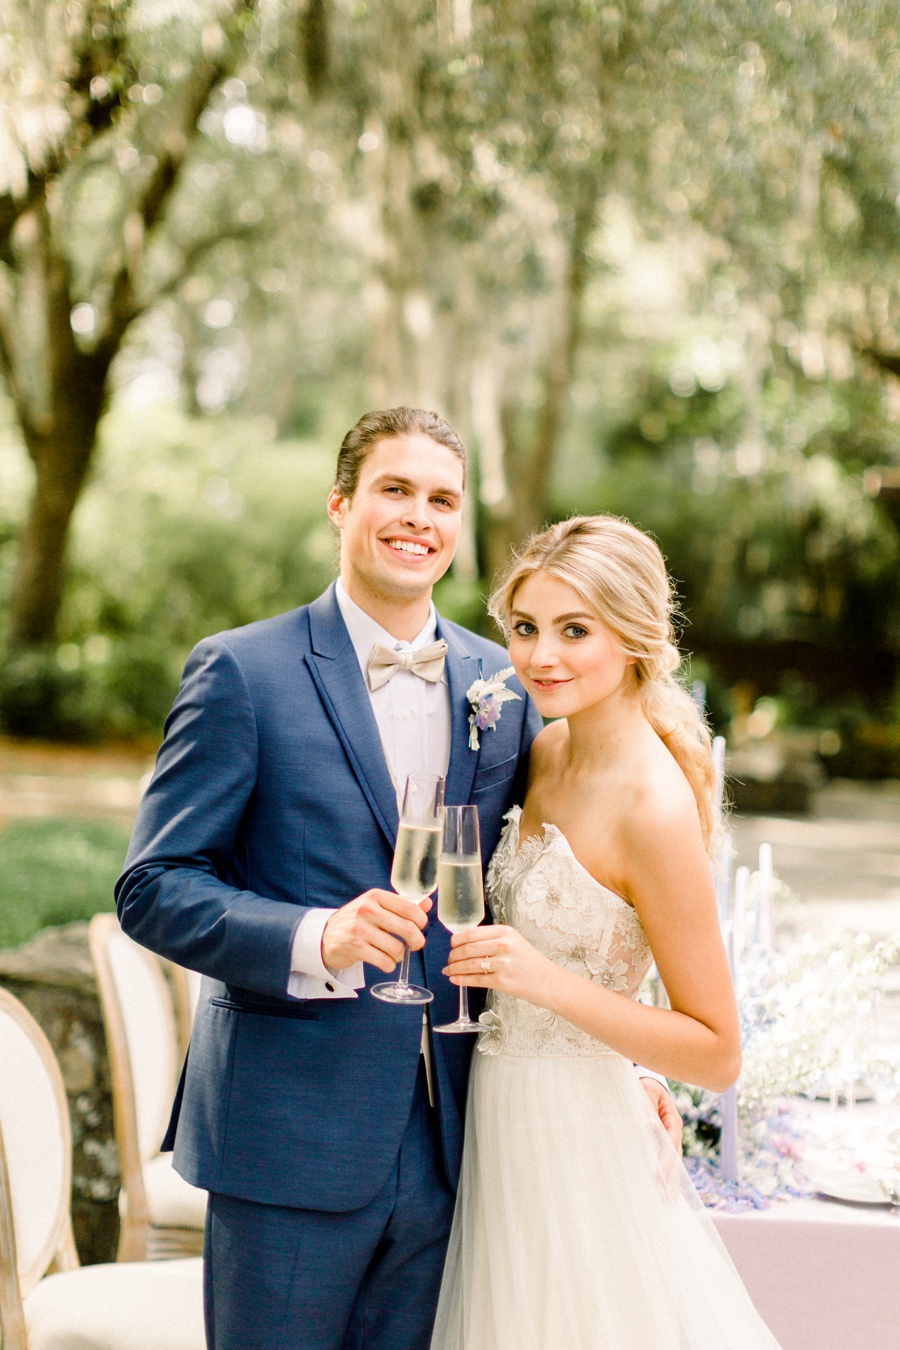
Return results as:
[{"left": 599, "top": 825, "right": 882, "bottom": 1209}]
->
[{"left": 528, "top": 677, "right": 572, "bottom": 691}]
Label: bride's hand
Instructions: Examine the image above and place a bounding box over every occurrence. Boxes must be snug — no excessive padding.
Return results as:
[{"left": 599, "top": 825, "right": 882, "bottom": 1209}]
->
[{"left": 444, "top": 924, "right": 556, "bottom": 1001}]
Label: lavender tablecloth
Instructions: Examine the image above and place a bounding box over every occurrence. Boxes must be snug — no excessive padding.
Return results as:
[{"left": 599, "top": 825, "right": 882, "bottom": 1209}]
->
[{"left": 713, "top": 1196, "right": 900, "bottom": 1350}]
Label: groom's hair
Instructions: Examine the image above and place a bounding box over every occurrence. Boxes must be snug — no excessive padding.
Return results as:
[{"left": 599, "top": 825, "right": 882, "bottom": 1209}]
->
[{"left": 335, "top": 407, "right": 467, "bottom": 498}]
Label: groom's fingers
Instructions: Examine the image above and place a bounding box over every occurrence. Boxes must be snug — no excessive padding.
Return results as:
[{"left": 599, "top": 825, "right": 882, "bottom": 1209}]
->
[{"left": 322, "top": 889, "right": 431, "bottom": 970}]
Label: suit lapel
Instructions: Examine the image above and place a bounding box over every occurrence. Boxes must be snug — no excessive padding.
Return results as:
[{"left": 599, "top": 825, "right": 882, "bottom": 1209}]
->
[
  {"left": 305, "top": 586, "right": 399, "bottom": 847},
  {"left": 439, "top": 618, "right": 481, "bottom": 809}
]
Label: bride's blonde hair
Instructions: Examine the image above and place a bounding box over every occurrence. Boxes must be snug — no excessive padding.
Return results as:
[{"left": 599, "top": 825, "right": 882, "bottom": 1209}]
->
[{"left": 489, "top": 515, "right": 718, "bottom": 853}]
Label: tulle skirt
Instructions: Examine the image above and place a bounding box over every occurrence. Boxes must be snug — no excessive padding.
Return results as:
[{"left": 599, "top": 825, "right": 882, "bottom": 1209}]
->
[{"left": 431, "top": 1051, "right": 781, "bottom": 1350}]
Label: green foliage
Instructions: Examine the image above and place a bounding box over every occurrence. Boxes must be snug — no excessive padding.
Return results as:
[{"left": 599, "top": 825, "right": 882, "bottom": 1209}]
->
[
  {"left": 560, "top": 372, "right": 900, "bottom": 659},
  {"left": 433, "top": 573, "right": 496, "bottom": 639},
  {"left": 0, "top": 818, "right": 131, "bottom": 949},
  {"left": 0, "top": 407, "right": 338, "bottom": 738}
]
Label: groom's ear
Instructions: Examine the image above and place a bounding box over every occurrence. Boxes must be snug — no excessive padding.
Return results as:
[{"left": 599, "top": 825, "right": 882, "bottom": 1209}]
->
[{"left": 327, "top": 486, "right": 349, "bottom": 529}]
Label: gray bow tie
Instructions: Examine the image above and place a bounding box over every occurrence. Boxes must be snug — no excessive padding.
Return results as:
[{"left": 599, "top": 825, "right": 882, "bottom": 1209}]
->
[{"left": 366, "top": 639, "right": 448, "bottom": 691}]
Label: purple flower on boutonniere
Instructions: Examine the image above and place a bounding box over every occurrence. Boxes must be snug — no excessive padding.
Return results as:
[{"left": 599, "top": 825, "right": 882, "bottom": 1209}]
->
[{"left": 466, "top": 667, "right": 521, "bottom": 751}]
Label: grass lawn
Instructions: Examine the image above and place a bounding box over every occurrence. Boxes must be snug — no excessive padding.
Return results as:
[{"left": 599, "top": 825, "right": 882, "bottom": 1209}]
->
[{"left": 0, "top": 817, "right": 133, "bottom": 949}]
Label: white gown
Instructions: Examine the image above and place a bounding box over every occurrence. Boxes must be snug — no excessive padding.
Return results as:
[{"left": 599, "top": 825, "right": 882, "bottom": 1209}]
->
[{"left": 431, "top": 808, "right": 781, "bottom": 1350}]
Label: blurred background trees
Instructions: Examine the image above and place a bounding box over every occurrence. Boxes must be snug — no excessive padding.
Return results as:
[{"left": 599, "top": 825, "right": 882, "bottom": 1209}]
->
[{"left": 0, "top": 0, "right": 898, "bottom": 765}]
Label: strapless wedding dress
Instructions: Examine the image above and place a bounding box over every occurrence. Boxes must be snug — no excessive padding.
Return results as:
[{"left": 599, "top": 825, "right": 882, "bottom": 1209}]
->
[{"left": 430, "top": 808, "right": 781, "bottom": 1350}]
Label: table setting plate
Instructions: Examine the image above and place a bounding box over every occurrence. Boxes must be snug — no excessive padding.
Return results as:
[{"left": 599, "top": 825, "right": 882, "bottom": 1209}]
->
[{"left": 808, "top": 1169, "right": 899, "bottom": 1206}]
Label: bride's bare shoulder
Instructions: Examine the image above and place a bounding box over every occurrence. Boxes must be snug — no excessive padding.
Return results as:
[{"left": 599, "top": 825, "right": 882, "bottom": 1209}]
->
[
  {"left": 620, "top": 741, "right": 702, "bottom": 848},
  {"left": 527, "top": 720, "right": 567, "bottom": 771}
]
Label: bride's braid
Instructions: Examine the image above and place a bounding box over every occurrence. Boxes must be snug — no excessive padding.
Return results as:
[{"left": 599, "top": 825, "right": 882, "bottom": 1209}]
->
[{"left": 488, "top": 515, "right": 718, "bottom": 853}]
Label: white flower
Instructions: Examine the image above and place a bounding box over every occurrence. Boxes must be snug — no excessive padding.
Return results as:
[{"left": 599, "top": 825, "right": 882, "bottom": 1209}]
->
[
  {"left": 466, "top": 666, "right": 521, "bottom": 751},
  {"left": 597, "top": 959, "right": 630, "bottom": 991},
  {"left": 476, "top": 1008, "right": 507, "bottom": 1055}
]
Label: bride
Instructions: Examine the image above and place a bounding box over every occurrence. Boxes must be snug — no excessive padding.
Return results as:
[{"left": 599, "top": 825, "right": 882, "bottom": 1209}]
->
[{"left": 430, "top": 515, "right": 781, "bottom": 1349}]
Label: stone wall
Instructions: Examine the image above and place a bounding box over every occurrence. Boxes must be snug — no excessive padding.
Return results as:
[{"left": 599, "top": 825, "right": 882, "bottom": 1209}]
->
[{"left": 0, "top": 922, "right": 120, "bottom": 1265}]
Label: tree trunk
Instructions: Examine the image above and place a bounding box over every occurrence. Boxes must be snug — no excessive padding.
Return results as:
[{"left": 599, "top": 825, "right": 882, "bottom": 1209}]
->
[
  {"left": 3, "top": 205, "right": 114, "bottom": 649},
  {"left": 8, "top": 416, "right": 102, "bottom": 648}
]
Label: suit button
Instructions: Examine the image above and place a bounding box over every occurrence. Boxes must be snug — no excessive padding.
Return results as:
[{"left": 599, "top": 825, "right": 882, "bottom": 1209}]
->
[{"left": 325, "top": 982, "right": 335, "bottom": 992}]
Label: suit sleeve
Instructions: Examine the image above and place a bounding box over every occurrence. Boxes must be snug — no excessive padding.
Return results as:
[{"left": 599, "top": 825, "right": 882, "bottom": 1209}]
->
[{"left": 115, "top": 637, "right": 306, "bottom": 1000}]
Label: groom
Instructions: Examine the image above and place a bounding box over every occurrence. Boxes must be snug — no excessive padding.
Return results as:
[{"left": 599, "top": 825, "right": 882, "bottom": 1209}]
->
[{"left": 116, "top": 407, "right": 679, "bottom": 1350}]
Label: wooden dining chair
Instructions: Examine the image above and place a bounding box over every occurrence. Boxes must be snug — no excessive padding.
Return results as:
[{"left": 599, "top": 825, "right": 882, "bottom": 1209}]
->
[
  {"left": 0, "top": 986, "right": 204, "bottom": 1350},
  {"left": 167, "top": 961, "right": 202, "bottom": 1061},
  {"left": 88, "top": 915, "right": 206, "bottom": 1262}
]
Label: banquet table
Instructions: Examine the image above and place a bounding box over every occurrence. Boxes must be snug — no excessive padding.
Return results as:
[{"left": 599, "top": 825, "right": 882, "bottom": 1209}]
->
[{"left": 712, "top": 1194, "right": 900, "bottom": 1350}]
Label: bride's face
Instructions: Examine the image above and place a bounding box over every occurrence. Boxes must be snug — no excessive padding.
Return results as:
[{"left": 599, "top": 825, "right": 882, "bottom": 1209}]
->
[{"left": 507, "top": 572, "right": 635, "bottom": 718}]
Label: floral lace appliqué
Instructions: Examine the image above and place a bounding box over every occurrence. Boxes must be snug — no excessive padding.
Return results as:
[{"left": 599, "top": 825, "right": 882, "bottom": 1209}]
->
[{"left": 478, "top": 808, "right": 655, "bottom": 1059}]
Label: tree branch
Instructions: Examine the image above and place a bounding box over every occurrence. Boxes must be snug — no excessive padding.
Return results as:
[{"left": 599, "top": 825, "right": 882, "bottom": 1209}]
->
[
  {"left": 0, "top": 1, "right": 140, "bottom": 258},
  {"left": 859, "top": 344, "right": 900, "bottom": 378},
  {"left": 133, "top": 221, "right": 267, "bottom": 317},
  {"left": 134, "top": 3, "right": 258, "bottom": 237},
  {"left": 91, "top": 0, "right": 258, "bottom": 352}
]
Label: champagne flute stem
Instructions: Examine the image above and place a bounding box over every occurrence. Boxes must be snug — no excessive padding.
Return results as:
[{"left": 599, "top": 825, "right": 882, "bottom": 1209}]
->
[
  {"left": 398, "top": 943, "right": 411, "bottom": 989},
  {"left": 459, "top": 984, "right": 469, "bottom": 1024}
]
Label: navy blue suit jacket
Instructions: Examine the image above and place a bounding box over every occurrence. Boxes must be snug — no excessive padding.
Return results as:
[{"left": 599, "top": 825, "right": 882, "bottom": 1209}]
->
[{"left": 116, "top": 584, "right": 541, "bottom": 1212}]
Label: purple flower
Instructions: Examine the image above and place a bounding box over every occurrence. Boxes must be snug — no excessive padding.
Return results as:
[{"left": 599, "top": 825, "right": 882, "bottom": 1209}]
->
[{"left": 474, "top": 694, "right": 502, "bottom": 731}]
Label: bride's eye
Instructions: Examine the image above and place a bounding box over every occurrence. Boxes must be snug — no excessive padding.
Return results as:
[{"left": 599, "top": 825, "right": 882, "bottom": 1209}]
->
[
  {"left": 512, "top": 621, "right": 536, "bottom": 637},
  {"left": 563, "top": 625, "right": 588, "bottom": 639}
]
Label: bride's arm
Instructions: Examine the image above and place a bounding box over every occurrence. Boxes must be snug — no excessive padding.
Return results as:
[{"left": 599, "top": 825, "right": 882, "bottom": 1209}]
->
[{"left": 445, "top": 791, "right": 740, "bottom": 1094}]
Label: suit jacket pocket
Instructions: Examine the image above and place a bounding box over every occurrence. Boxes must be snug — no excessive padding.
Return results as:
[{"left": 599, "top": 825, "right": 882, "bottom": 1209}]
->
[{"left": 471, "top": 752, "right": 519, "bottom": 795}]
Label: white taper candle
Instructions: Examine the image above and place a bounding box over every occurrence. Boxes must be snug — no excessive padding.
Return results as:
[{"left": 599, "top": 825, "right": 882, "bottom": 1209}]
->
[{"left": 757, "top": 842, "right": 774, "bottom": 950}]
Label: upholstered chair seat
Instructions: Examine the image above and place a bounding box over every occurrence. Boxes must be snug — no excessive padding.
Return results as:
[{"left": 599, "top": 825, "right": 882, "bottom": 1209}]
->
[
  {"left": 139, "top": 1153, "right": 208, "bottom": 1231},
  {"left": 22, "top": 1258, "right": 204, "bottom": 1350}
]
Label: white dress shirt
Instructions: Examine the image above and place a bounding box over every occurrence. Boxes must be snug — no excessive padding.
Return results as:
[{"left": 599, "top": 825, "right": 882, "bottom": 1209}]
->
[{"left": 288, "top": 580, "right": 452, "bottom": 999}]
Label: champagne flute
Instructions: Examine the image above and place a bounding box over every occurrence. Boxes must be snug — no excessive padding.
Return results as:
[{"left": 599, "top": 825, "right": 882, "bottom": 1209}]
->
[
  {"left": 371, "top": 774, "right": 444, "bottom": 1005},
  {"left": 433, "top": 804, "right": 485, "bottom": 1033}
]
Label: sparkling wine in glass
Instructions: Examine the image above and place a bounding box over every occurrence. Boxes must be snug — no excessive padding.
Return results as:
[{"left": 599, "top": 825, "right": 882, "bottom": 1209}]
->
[
  {"left": 434, "top": 804, "right": 485, "bottom": 1033},
  {"left": 371, "top": 774, "right": 444, "bottom": 1006}
]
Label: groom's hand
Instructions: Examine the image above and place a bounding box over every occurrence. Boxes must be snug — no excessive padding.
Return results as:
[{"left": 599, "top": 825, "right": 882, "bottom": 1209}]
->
[{"left": 322, "top": 890, "right": 431, "bottom": 972}]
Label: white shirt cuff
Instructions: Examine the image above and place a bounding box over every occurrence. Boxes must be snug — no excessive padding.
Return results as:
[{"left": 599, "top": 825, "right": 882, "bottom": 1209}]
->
[
  {"left": 288, "top": 908, "right": 365, "bottom": 1000},
  {"left": 635, "top": 1065, "right": 671, "bottom": 1094}
]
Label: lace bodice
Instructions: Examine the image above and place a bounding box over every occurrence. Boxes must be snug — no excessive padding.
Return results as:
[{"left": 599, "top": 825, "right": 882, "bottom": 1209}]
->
[{"left": 477, "top": 807, "right": 653, "bottom": 1058}]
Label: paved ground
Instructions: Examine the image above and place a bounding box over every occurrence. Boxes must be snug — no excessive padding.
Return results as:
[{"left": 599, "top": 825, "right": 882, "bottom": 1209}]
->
[
  {"left": 0, "top": 738, "right": 152, "bottom": 825},
  {"left": 731, "top": 779, "right": 900, "bottom": 947}
]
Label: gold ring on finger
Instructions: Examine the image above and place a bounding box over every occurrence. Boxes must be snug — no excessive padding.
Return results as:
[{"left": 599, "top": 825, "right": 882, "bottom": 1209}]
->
[{"left": 481, "top": 957, "right": 491, "bottom": 973}]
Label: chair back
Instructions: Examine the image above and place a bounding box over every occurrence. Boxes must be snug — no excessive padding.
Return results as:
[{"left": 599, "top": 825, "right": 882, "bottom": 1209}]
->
[
  {"left": 0, "top": 988, "right": 73, "bottom": 1300},
  {"left": 167, "top": 963, "right": 202, "bottom": 1060},
  {"left": 89, "top": 914, "right": 179, "bottom": 1167}
]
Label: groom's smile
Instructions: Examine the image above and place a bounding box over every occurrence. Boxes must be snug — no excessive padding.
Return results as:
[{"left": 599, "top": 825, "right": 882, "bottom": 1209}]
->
[{"left": 383, "top": 536, "right": 435, "bottom": 558}]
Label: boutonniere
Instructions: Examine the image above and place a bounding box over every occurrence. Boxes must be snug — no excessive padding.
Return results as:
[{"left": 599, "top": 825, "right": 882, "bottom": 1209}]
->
[{"left": 466, "top": 667, "right": 521, "bottom": 751}]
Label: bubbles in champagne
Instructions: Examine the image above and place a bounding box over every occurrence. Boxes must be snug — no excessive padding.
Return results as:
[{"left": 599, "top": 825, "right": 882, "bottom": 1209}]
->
[
  {"left": 438, "top": 859, "right": 485, "bottom": 932},
  {"left": 392, "top": 824, "right": 441, "bottom": 898}
]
